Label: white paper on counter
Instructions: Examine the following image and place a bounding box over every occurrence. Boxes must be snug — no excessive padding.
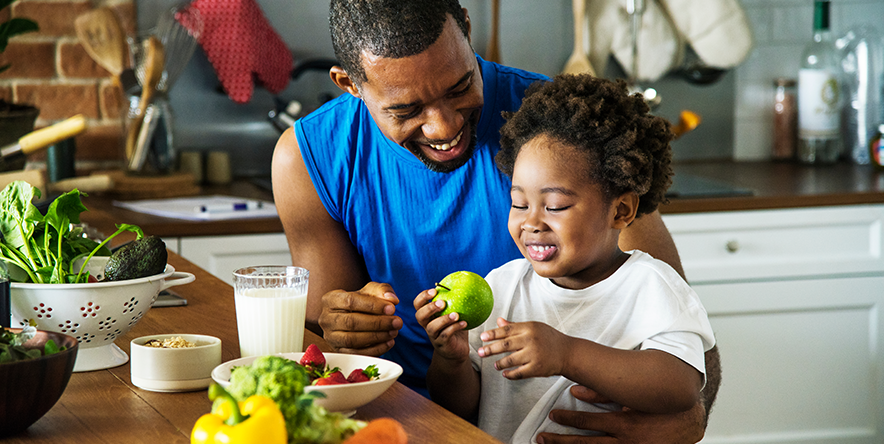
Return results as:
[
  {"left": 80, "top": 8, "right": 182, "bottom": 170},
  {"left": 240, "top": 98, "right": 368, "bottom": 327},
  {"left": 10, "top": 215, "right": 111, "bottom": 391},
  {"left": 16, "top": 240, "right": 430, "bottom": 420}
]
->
[{"left": 114, "top": 195, "right": 277, "bottom": 221}]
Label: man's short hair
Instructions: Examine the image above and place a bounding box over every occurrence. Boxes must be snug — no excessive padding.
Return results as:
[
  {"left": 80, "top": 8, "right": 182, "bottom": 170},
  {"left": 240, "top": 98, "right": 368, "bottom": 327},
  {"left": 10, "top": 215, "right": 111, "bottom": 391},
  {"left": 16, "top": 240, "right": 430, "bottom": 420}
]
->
[{"left": 329, "top": 0, "right": 469, "bottom": 86}]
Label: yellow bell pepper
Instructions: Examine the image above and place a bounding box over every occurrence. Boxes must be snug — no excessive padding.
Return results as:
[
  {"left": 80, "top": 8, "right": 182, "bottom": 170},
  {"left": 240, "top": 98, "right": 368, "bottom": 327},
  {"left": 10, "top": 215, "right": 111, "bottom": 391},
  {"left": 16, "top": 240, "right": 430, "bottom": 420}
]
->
[{"left": 191, "top": 383, "right": 287, "bottom": 444}]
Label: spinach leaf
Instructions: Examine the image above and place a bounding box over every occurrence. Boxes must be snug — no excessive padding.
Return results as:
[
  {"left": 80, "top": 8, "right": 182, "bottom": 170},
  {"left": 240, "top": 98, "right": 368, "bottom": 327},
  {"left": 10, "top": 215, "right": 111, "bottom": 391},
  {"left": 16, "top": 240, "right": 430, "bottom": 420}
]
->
[{"left": 0, "top": 181, "right": 144, "bottom": 284}]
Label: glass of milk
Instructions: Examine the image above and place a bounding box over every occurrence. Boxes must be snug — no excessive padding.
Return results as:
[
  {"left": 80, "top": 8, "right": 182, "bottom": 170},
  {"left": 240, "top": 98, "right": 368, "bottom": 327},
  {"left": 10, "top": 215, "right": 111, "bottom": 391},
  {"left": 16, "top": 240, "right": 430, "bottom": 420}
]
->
[{"left": 232, "top": 266, "right": 309, "bottom": 357}]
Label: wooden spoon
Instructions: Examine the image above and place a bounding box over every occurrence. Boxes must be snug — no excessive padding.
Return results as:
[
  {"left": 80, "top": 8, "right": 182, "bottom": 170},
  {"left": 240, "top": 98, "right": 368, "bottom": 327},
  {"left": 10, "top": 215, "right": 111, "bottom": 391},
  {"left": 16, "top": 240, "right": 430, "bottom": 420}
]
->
[
  {"left": 485, "top": 0, "right": 501, "bottom": 64},
  {"left": 74, "top": 8, "right": 128, "bottom": 89},
  {"left": 562, "top": 0, "right": 596, "bottom": 76},
  {"left": 125, "top": 36, "right": 165, "bottom": 165}
]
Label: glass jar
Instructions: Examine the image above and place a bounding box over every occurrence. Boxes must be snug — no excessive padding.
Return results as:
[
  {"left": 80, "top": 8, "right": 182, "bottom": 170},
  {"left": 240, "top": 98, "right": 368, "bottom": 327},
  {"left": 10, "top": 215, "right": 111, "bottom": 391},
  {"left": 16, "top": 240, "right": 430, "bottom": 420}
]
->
[
  {"left": 773, "top": 78, "right": 797, "bottom": 160},
  {"left": 870, "top": 124, "right": 884, "bottom": 170}
]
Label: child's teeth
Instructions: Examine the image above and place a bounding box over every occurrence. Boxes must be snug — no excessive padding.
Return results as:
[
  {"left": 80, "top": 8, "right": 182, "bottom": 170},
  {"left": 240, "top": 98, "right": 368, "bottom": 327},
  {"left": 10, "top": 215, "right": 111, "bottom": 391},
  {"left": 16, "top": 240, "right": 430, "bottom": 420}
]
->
[{"left": 530, "top": 245, "right": 552, "bottom": 252}]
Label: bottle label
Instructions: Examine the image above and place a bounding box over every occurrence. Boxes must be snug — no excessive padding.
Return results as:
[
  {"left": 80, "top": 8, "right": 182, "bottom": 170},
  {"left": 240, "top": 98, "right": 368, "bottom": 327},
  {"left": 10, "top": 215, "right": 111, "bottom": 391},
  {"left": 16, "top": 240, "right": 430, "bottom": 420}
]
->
[{"left": 798, "top": 69, "right": 840, "bottom": 138}]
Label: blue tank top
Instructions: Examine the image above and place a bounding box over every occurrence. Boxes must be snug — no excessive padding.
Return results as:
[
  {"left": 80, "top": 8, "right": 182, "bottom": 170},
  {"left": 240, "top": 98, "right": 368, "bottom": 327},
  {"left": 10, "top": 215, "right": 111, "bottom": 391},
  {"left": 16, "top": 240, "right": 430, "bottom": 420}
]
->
[{"left": 296, "top": 56, "right": 548, "bottom": 395}]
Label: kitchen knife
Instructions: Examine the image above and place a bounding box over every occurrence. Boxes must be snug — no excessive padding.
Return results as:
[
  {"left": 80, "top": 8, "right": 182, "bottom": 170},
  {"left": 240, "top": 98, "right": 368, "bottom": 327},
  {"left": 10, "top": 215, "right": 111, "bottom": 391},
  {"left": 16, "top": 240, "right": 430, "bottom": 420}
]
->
[{"left": 0, "top": 114, "right": 87, "bottom": 173}]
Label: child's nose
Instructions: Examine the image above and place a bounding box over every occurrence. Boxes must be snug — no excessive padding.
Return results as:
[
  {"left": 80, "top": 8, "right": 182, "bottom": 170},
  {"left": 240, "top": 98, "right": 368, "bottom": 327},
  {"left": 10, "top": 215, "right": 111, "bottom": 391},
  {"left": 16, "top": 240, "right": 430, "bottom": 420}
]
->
[{"left": 521, "top": 212, "right": 544, "bottom": 232}]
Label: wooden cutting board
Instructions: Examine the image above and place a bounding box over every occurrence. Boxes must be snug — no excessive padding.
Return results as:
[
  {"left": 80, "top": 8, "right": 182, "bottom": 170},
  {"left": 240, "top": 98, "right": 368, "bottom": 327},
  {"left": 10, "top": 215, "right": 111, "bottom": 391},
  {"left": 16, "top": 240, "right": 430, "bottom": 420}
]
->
[{"left": 101, "top": 170, "right": 200, "bottom": 200}]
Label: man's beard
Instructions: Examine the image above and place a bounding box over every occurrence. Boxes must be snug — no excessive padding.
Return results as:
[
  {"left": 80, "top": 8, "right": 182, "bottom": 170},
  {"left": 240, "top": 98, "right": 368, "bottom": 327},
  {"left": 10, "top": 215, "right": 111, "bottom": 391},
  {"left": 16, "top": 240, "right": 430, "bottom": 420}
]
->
[{"left": 407, "top": 111, "right": 481, "bottom": 173}]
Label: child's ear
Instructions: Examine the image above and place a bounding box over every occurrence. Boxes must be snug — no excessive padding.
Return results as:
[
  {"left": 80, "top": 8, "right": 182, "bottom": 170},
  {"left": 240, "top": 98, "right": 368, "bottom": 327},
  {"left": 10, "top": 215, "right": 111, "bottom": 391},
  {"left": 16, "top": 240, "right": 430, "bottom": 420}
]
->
[{"left": 611, "top": 192, "right": 639, "bottom": 229}]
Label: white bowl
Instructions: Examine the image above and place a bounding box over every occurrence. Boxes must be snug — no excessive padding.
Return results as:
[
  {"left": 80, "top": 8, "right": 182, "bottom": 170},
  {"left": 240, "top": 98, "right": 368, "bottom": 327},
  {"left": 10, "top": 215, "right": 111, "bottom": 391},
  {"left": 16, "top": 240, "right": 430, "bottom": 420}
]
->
[
  {"left": 10, "top": 256, "right": 195, "bottom": 372},
  {"left": 130, "top": 334, "right": 222, "bottom": 393},
  {"left": 212, "top": 353, "right": 403, "bottom": 414}
]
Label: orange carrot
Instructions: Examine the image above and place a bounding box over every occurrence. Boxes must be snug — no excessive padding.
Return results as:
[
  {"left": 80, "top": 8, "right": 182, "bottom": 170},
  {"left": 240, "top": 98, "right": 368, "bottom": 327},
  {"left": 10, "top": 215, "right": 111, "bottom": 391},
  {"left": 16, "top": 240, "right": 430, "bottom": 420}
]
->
[{"left": 342, "top": 418, "right": 408, "bottom": 444}]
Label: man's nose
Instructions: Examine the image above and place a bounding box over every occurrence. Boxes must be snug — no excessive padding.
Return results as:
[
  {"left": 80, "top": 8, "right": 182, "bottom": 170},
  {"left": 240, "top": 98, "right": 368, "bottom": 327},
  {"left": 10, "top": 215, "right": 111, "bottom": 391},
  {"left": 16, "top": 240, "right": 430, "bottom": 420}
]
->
[{"left": 422, "top": 106, "right": 464, "bottom": 142}]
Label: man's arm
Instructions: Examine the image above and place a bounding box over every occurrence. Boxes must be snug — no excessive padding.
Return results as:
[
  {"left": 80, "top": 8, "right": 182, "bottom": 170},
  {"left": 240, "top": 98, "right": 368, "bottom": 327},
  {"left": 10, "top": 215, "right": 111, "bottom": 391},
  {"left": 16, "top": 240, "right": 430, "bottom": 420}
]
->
[
  {"left": 622, "top": 209, "right": 721, "bottom": 421},
  {"left": 271, "top": 128, "right": 373, "bottom": 330},
  {"left": 620, "top": 210, "right": 684, "bottom": 278}
]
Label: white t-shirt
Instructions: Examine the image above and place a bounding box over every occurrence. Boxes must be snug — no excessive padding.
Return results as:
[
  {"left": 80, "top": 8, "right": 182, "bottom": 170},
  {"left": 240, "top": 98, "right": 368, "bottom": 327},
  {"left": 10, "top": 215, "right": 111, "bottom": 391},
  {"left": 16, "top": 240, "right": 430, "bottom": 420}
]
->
[{"left": 468, "top": 251, "right": 716, "bottom": 443}]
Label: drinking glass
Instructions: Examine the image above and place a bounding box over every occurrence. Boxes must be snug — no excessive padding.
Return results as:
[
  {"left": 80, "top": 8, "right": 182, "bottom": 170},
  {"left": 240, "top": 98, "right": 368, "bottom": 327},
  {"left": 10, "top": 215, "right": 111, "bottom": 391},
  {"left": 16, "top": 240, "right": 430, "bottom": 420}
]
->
[{"left": 233, "top": 266, "right": 309, "bottom": 357}]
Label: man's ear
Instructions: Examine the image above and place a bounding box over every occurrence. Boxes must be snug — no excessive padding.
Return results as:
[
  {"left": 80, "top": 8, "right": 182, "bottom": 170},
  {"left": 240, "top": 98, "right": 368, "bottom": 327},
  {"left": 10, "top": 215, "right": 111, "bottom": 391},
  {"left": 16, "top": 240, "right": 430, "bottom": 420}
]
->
[
  {"left": 329, "top": 66, "right": 361, "bottom": 98},
  {"left": 462, "top": 8, "right": 472, "bottom": 44},
  {"left": 612, "top": 192, "right": 639, "bottom": 229}
]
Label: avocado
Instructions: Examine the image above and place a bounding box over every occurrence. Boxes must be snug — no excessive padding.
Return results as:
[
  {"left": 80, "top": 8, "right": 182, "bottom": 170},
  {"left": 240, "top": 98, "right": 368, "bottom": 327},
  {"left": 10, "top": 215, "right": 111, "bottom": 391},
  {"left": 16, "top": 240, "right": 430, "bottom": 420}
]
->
[{"left": 104, "top": 235, "right": 168, "bottom": 281}]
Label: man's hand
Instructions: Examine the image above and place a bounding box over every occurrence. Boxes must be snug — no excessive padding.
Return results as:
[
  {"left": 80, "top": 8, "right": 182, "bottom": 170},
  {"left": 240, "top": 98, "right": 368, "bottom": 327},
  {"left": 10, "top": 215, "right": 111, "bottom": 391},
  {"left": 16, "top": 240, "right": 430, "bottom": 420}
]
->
[
  {"left": 318, "top": 282, "right": 403, "bottom": 356},
  {"left": 537, "top": 386, "right": 705, "bottom": 444}
]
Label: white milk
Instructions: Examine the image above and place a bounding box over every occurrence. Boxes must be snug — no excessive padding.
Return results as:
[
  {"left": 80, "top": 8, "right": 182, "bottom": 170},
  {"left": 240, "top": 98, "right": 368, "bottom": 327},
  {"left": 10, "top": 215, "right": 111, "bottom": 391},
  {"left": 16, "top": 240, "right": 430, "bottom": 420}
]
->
[{"left": 235, "top": 287, "right": 307, "bottom": 357}]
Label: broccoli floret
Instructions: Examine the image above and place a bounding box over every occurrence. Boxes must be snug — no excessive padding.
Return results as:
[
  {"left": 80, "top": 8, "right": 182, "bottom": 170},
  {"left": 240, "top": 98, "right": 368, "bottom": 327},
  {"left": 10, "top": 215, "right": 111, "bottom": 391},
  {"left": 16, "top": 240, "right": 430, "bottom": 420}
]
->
[{"left": 226, "top": 355, "right": 365, "bottom": 443}]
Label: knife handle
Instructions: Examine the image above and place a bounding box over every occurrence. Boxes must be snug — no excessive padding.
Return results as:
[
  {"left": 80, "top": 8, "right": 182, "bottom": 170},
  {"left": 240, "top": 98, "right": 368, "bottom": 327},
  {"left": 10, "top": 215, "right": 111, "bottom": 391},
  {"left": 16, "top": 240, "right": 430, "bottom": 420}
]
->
[{"left": 19, "top": 114, "right": 87, "bottom": 155}]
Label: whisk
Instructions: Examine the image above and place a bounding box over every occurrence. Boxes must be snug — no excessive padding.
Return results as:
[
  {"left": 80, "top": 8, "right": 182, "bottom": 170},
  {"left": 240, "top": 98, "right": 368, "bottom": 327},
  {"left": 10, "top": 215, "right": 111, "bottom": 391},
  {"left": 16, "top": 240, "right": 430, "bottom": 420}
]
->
[
  {"left": 155, "top": 4, "right": 203, "bottom": 93},
  {"left": 128, "top": 4, "right": 203, "bottom": 173}
]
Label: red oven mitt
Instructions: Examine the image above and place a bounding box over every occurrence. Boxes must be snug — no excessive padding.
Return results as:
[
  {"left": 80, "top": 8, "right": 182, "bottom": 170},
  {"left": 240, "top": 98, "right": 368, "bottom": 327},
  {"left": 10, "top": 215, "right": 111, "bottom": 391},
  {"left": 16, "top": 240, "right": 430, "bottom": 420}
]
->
[{"left": 179, "top": 0, "right": 292, "bottom": 103}]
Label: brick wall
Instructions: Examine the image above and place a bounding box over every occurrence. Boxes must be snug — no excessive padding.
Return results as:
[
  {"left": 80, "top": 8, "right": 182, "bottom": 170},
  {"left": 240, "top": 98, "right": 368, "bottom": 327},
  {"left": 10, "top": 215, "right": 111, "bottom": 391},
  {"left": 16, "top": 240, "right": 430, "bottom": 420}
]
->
[{"left": 1, "top": 0, "right": 136, "bottom": 167}]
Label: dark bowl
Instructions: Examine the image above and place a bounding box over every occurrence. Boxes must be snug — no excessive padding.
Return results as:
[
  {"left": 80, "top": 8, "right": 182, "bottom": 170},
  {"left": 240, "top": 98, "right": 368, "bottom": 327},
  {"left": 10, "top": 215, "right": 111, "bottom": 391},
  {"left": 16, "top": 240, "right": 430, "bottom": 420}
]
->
[{"left": 0, "top": 329, "right": 79, "bottom": 437}]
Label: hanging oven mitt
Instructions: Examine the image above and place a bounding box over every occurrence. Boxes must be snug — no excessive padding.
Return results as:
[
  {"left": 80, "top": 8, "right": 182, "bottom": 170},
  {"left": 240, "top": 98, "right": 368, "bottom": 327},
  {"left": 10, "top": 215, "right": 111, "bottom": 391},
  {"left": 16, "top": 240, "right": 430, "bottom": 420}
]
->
[
  {"left": 179, "top": 0, "right": 292, "bottom": 103},
  {"left": 600, "top": 0, "right": 682, "bottom": 82},
  {"left": 658, "top": 0, "right": 753, "bottom": 69}
]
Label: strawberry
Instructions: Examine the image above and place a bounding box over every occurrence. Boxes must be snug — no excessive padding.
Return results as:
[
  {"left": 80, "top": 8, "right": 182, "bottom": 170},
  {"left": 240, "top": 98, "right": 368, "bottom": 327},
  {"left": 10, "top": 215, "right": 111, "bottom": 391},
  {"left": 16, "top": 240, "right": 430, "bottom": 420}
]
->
[
  {"left": 314, "top": 370, "right": 348, "bottom": 385},
  {"left": 299, "top": 344, "right": 326, "bottom": 368},
  {"left": 346, "top": 364, "right": 380, "bottom": 383}
]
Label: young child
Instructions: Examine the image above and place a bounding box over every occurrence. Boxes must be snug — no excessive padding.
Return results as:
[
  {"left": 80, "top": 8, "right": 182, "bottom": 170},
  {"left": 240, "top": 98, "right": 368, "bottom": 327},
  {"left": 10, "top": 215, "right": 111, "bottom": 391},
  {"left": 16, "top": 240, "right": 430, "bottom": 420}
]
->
[{"left": 414, "top": 74, "right": 716, "bottom": 443}]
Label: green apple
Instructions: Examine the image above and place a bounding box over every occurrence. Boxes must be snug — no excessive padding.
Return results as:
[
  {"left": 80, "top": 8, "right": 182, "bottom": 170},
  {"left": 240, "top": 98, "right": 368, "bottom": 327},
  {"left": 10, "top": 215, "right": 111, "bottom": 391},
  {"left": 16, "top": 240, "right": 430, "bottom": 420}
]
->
[{"left": 432, "top": 271, "right": 494, "bottom": 330}]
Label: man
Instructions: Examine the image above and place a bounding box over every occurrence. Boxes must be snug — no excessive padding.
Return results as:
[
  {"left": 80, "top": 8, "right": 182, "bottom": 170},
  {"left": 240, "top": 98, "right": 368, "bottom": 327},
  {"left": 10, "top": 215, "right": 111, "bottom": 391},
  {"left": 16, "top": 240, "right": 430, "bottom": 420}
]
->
[{"left": 272, "top": 1, "right": 720, "bottom": 442}]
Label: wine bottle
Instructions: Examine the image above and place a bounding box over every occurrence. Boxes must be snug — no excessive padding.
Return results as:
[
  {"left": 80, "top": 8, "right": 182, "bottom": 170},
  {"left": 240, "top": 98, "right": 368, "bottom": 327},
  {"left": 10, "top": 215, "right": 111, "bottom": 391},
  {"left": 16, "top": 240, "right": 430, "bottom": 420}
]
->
[{"left": 797, "top": 0, "right": 842, "bottom": 164}]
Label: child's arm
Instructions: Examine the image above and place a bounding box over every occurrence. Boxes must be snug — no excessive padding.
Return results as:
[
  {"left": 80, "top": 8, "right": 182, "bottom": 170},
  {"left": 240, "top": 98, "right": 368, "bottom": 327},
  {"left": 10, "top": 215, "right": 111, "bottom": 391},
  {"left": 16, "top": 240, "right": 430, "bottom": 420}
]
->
[
  {"left": 414, "top": 288, "right": 481, "bottom": 420},
  {"left": 479, "top": 318, "right": 702, "bottom": 414}
]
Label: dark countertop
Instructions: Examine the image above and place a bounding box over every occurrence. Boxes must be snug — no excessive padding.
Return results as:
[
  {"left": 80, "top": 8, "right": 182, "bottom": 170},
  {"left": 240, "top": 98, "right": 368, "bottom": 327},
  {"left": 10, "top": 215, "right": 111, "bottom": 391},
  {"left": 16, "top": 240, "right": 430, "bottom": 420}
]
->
[
  {"left": 77, "top": 161, "right": 884, "bottom": 240},
  {"left": 661, "top": 161, "right": 884, "bottom": 214}
]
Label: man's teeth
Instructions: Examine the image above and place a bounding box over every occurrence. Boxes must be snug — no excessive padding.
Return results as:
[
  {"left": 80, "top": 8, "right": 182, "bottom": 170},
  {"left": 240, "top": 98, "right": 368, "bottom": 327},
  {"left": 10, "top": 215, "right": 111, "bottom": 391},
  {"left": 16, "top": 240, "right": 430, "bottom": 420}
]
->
[
  {"left": 529, "top": 245, "right": 552, "bottom": 252},
  {"left": 429, "top": 131, "right": 463, "bottom": 151}
]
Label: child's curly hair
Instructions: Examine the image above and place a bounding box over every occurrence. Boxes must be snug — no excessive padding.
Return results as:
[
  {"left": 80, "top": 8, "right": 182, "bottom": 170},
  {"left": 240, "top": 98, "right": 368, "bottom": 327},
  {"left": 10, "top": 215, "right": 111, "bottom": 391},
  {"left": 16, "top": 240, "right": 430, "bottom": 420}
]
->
[{"left": 496, "top": 74, "right": 673, "bottom": 217}]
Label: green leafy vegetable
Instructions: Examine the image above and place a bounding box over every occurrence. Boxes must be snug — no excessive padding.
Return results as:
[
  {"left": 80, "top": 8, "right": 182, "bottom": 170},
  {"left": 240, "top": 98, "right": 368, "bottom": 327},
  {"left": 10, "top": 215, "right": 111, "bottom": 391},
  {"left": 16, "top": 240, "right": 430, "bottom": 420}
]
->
[
  {"left": 227, "top": 355, "right": 366, "bottom": 443},
  {"left": 0, "top": 181, "right": 143, "bottom": 283},
  {"left": 0, "top": 322, "right": 67, "bottom": 363}
]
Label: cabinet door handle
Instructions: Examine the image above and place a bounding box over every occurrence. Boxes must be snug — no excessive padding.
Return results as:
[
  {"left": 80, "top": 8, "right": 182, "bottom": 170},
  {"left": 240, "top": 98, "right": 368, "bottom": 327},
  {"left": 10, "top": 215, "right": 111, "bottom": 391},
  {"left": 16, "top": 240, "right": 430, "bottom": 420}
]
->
[{"left": 725, "top": 240, "right": 740, "bottom": 253}]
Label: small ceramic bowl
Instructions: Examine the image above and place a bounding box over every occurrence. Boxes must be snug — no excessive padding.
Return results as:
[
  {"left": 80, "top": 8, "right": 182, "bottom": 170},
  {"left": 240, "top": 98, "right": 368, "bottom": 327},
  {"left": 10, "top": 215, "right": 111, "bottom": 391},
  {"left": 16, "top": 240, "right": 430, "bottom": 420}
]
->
[
  {"left": 130, "top": 334, "right": 221, "bottom": 393},
  {"left": 212, "top": 352, "right": 403, "bottom": 414}
]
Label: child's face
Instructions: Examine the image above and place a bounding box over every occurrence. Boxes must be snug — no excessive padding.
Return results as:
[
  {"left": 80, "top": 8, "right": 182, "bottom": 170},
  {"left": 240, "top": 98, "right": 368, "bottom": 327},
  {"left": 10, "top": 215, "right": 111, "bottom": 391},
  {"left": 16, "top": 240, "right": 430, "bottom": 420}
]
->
[{"left": 508, "top": 134, "right": 633, "bottom": 290}]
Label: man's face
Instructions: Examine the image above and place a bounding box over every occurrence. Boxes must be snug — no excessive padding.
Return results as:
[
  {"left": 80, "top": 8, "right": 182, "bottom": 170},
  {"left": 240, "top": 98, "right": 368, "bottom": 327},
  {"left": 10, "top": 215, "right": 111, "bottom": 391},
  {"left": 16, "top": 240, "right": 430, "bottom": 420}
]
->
[{"left": 353, "top": 15, "right": 484, "bottom": 172}]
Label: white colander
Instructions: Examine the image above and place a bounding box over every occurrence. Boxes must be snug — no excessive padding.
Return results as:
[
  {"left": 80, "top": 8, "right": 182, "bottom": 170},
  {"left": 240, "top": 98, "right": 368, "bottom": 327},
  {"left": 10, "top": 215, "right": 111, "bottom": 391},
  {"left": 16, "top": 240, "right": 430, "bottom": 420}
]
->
[{"left": 10, "top": 256, "right": 195, "bottom": 372}]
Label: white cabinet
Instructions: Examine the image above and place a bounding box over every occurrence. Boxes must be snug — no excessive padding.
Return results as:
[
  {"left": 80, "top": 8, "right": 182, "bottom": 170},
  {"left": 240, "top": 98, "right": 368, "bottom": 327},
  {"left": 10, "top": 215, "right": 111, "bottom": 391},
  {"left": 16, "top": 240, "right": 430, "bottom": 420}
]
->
[
  {"left": 663, "top": 205, "right": 884, "bottom": 444},
  {"left": 169, "top": 233, "right": 292, "bottom": 286}
]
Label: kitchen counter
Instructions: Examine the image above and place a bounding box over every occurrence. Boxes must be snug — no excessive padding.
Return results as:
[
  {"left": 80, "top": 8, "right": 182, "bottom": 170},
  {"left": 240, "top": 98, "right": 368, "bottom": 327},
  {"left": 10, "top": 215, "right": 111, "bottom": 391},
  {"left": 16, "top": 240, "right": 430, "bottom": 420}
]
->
[
  {"left": 78, "top": 181, "right": 282, "bottom": 242},
  {"left": 76, "top": 161, "right": 884, "bottom": 241},
  {"left": 662, "top": 160, "right": 884, "bottom": 214},
  {"left": 5, "top": 252, "right": 502, "bottom": 443}
]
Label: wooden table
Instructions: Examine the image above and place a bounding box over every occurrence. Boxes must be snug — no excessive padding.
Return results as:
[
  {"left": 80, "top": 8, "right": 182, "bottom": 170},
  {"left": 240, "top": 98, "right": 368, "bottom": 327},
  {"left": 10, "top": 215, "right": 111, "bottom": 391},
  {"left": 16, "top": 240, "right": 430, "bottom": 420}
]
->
[{"left": 5, "top": 252, "right": 501, "bottom": 444}]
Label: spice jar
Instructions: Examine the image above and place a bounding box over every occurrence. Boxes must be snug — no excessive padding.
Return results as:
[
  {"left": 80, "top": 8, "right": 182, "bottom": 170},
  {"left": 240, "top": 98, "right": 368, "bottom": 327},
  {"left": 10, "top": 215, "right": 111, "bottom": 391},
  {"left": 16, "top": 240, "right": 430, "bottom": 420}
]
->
[
  {"left": 870, "top": 124, "right": 884, "bottom": 169},
  {"left": 773, "top": 78, "right": 797, "bottom": 160}
]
